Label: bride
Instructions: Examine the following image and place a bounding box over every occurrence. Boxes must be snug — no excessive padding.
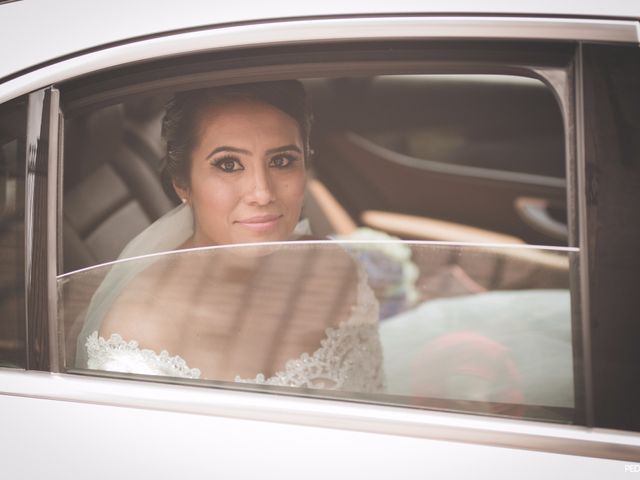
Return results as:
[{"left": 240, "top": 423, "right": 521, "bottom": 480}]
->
[{"left": 78, "top": 81, "right": 384, "bottom": 392}]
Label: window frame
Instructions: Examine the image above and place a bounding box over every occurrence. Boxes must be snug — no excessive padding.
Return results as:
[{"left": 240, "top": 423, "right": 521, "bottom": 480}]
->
[{"left": 57, "top": 40, "right": 586, "bottom": 418}]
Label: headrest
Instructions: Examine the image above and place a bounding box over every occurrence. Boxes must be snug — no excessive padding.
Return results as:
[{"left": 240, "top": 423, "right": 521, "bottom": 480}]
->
[{"left": 65, "top": 105, "right": 125, "bottom": 190}]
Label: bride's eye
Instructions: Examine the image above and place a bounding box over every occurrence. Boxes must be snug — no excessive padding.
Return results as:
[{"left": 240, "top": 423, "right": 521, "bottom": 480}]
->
[
  {"left": 213, "top": 156, "right": 244, "bottom": 172},
  {"left": 269, "top": 154, "right": 298, "bottom": 169}
]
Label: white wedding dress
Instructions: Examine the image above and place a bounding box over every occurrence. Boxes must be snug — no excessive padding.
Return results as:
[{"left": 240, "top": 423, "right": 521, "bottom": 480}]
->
[
  {"left": 85, "top": 274, "right": 383, "bottom": 392},
  {"left": 80, "top": 205, "right": 385, "bottom": 393}
]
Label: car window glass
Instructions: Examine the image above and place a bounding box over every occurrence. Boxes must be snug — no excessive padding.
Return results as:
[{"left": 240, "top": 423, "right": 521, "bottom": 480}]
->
[
  {"left": 0, "top": 97, "right": 26, "bottom": 368},
  {"left": 60, "top": 241, "right": 576, "bottom": 423}
]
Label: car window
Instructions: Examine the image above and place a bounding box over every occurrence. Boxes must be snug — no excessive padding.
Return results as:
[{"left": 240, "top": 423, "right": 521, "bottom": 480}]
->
[
  {"left": 59, "top": 69, "right": 577, "bottom": 421},
  {"left": 58, "top": 67, "right": 577, "bottom": 423},
  {"left": 0, "top": 96, "right": 26, "bottom": 368}
]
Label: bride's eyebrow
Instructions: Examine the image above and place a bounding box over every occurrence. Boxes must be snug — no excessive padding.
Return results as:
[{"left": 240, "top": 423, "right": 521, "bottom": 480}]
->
[
  {"left": 265, "top": 145, "right": 302, "bottom": 155},
  {"left": 206, "top": 146, "right": 250, "bottom": 159}
]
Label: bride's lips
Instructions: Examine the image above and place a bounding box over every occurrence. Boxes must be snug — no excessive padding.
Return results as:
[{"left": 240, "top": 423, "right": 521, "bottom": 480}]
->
[{"left": 234, "top": 214, "right": 283, "bottom": 232}]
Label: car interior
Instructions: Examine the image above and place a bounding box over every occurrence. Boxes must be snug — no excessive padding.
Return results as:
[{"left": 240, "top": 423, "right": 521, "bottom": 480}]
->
[
  {"left": 62, "top": 75, "right": 569, "bottom": 266},
  {"left": 59, "top": 73, "right": 575, "bottom": 420}
]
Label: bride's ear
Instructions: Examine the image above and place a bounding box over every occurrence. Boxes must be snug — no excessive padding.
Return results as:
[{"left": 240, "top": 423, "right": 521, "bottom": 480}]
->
[{"left": 173, "top": 181, "right": 190, "bottom": 204}]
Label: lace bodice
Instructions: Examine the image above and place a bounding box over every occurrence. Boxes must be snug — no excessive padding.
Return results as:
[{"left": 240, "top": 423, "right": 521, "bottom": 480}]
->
[{"left": 86, "top": 273, "right": 384, "bottom": 393}]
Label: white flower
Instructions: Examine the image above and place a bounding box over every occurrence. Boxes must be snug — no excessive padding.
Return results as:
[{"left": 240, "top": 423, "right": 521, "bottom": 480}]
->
[{"left": 334, "top": 228, "right": 419, "bottom": 309}]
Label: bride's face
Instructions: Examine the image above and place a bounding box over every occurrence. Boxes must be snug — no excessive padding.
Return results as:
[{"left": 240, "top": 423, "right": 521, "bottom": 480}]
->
[{"left": 177, "top": 99, "right": 306, "bottom": 247}]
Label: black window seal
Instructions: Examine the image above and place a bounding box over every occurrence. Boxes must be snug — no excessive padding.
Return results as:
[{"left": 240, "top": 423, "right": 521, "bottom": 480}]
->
[{"left": 24, "top": 87, "right": 60, "bottom": 372}]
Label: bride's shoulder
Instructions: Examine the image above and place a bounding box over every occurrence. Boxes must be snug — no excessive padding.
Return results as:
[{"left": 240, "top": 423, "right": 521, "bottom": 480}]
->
[{"left": 98, "top": 263, "right": 186, "bottom": 346}]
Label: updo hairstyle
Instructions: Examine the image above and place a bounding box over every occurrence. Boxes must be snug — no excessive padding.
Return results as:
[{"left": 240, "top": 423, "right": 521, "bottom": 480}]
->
[{"left": 161, "top": 80, "right": 312, "bottom": 194}]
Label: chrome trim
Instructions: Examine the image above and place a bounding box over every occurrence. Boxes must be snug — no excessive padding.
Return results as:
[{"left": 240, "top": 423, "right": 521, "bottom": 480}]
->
[
  {"left": 46, "top": 88, "right": 60, "bottom": 373},
  {"left": 1, "top": 369, "right": 639, "bottom": 461},
  {"left": 0, "top": 16, "right": 638, "bottom": 104}
]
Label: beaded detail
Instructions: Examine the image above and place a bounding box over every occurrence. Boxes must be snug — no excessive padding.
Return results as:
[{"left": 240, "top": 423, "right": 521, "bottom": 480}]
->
[{"left": 85, "top": 273, "right": 383, "bottom": 392}]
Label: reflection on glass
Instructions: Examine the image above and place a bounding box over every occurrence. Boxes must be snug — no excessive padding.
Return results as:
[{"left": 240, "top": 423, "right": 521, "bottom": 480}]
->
[{"left": 59, "top": 240, "right": 577, "bottom": 423}]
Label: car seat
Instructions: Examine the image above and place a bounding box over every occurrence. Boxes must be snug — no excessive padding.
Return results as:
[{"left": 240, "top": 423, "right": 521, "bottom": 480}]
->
[{"left": 63, "top": 104, "right": 174, "bottom": 273}]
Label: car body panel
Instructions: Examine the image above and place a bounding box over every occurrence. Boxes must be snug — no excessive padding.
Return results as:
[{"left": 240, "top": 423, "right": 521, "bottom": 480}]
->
[
  {"left": 1, "top": 369, "right": 639, "bottom": 470},
  {"left": 1, "top": 0, "right": 639, "bottom": 81},
  {"left": 1, "top": 15, "right": 638, "bottom": 105},
  {"left": 1, "top": 394, "right": 629, "bottom": 480}
]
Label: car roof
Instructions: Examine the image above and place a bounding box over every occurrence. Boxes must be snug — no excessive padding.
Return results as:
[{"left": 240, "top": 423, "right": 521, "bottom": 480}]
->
[{"left": 1, "top": 0, "right": 639, "bottom": 82}]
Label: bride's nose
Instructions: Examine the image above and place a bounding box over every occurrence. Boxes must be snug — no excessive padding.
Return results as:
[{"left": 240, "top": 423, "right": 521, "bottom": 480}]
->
[{"left": 244, "top": 164, "right": 275, "bottom": 206}]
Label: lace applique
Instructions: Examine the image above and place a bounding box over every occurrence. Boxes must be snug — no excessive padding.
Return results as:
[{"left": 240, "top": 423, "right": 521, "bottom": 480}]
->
[
  {"left": 235, "top": 274, "right": 384, "bottom": 392},
  {"left": 235, "top": 323, "right": 383, "bottom": 391},
  {"left": 85, "top": 269, "right": 384, "bottom": 392},
  {"left": 86, "top": 331, "right": 201, "bottom": 379}
]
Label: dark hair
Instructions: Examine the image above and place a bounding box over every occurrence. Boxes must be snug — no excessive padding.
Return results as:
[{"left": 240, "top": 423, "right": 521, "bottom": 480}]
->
[{"left": 161, "top": 80, "right": 312, "bottom": 192}]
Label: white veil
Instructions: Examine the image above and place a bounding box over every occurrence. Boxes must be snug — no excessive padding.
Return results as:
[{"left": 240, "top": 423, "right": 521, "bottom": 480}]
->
[
  {"left": 75, "top": 203, "right": 311, "bottom": 367},
  {"left": 75, "top": 203, "right": 194, "bottom": 367}
]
